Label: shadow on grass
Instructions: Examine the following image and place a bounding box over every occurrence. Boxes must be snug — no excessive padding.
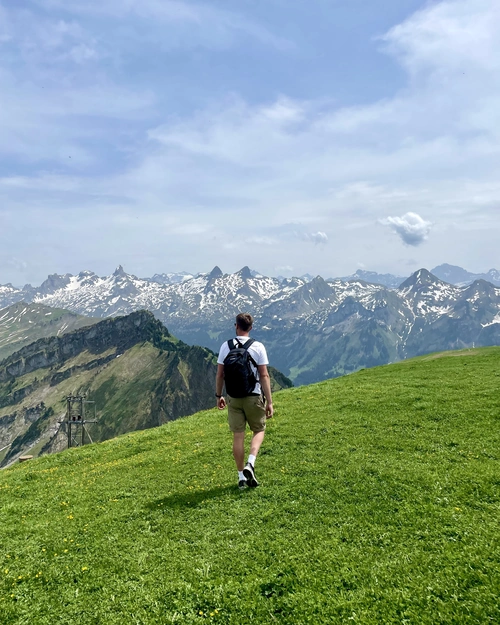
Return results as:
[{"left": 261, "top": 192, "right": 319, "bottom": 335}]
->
[{"left": 146, "top": 484, "right": 254, "bottom": 511}]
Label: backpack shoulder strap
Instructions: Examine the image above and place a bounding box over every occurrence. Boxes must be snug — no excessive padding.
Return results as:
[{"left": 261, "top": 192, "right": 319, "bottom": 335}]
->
[
  {"left": 240, "top": 338, "right": 258, "bottom": 370},
  {"left": 228, "top": 338, "right": 254, "bottom": 350},
  {"left": 240, "top": 338, "right": 255, "bottom": 351}
]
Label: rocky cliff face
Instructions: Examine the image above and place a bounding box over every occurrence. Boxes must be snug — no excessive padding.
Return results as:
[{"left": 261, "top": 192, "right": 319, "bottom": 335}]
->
[{"left": 0, "top": 310, "right": 169, "bottom": 382}]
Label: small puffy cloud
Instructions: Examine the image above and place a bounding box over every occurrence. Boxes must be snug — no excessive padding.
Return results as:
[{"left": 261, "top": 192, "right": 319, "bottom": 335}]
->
[
  {"left": 380, "top": 212, "right": 432, "bottom": 246},
  {"left": 264, "top": 224, "right": 328, "bottom": 246},
  {"left": 306, "top": 231, "right": 328, "bottom": 245}
]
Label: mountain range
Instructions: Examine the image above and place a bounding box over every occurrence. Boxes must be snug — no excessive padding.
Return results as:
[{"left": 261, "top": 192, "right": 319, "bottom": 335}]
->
[
  {"left": 144, "top": 264, "right": 500, "bottom": 288},
  {"left": 1, "top": 264, "right": 500, "bottom": 385},
  {"left": 340, "top": 264, "right": 500, "bottom": 288}
]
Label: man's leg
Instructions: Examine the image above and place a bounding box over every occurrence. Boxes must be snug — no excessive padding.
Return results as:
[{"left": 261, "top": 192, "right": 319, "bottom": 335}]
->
[
  {"left": 243, "top": 396, "right": 267, "bottom": 487},
  {"left": 232, "top": 431, "right": 246, "bottom": 471},
  {"left": 243, "top": 430, "right": 264, "bottom": 487},
  {"left": 249, "top": 430, "right": 265, "bottom": 459}
]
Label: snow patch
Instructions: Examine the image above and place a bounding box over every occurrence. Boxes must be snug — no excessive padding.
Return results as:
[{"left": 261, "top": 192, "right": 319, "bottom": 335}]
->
[{"left": 482, "top": 313, "right": 500, "bottom": 327}]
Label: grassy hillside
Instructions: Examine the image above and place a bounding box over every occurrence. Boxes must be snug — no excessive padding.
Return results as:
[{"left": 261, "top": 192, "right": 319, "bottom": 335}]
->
[
  {"left": 0, "top": 303, "right": 97, "bottom": 362},
  {"left": 1, "top": 347, "right": 499, "bottom": 624}
]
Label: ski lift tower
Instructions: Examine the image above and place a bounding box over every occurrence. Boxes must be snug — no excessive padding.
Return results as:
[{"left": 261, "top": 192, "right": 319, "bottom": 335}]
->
[{"left": 65, "top": 396, "right": 97, "bottom": 448}]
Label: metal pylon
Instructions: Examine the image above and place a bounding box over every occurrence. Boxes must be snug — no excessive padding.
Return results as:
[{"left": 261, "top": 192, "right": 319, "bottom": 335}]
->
[{"left": 65, "top": 396, "right": 97, "bottom": 448}]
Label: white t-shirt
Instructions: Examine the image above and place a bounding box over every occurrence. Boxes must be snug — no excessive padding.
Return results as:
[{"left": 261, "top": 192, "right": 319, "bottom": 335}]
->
[{"left": 217, "top": 336, "right": 269, "bottom": 395}]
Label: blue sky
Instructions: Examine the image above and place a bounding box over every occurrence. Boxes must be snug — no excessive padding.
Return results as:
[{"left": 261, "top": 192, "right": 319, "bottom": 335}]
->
[{"left": 0, "top": 0, "right": 499, "bottom": 285}]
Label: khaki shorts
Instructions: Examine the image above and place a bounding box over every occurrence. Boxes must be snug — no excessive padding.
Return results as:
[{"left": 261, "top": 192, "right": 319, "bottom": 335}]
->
[{"left": 227, "top": 395, "right": 266, "bottom": 433}]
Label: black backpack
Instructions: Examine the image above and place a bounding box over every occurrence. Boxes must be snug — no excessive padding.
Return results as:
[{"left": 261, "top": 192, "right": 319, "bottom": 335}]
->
[{"left": 223, "top": 338, "right": 258, "bottom": 398}]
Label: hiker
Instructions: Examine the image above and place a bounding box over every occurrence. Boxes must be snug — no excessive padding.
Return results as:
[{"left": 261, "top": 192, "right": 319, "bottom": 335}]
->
[{"left": 216, "top": 313, "right": 273, "bottom": 489}]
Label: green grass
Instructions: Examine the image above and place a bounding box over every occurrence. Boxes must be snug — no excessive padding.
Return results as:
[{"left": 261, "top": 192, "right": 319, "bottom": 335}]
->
[
  {"left": 1, "top": 347, "right": 499, "bottom": 624},
  {"left": 0, "top": 303, "right": 97, "bottom": 362}
]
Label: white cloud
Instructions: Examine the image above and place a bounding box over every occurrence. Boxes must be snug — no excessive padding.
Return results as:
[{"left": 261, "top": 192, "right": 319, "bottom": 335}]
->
[
  {"left": 148, "top": 96, "right": 306, "bottom": 167},
  {"left": 0, "top": 9, "right": 100, "bottom": 67},
  {"left": 307, "top": 231, "right": 328, "bottom": 245},
  {"left": 380, "top": 212, "right": 432, "bottom": 246},
  {"left": 382, "top": 0, "right": 500, "bottom": 75},
  {"left": 243, "top": 226, "right": 327, "bottom": 248}
]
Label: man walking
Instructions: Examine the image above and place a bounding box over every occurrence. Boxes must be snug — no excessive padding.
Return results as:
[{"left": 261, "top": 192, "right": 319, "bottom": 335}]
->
[{"left": 216, "top": 313, "right": 273, "bottom": 489}]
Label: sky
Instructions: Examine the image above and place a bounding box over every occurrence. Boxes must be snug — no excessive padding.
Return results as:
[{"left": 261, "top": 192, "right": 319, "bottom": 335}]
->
[{"left": 0, "top": 0, "right": 499, "bottom": 285}]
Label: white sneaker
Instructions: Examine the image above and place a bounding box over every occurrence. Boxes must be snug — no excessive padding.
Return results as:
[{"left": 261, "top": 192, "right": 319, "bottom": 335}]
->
[{"left": 243, "top": 463, "right": 259, "bottom": 488}]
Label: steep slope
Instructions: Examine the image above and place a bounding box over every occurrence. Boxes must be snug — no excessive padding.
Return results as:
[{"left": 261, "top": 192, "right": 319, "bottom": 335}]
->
[
  {"left": 398, "top": 269, "right": 458, "bottom": 319},
  {"left": 0, "top": 311, "right": 292, "bottom": 466},
  {"left": 0, "top": 302, "right": 98, "bottom": 362},
  {"left": 1, "top": 347, "right": 498, "bottom": 624},
  {"left": 402, "top": 277, "right": 500, "bottom": 356}
]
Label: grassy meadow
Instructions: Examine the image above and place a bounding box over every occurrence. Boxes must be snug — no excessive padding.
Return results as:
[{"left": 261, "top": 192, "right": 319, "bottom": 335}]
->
[{"left": 1, "top": 347, "right": 499, "bottom": 624}]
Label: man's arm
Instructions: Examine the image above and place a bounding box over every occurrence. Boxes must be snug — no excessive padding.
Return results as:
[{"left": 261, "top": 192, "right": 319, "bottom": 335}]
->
[
  {"left": 257, "top": 364, "right": 274, "bottom": 418},
  {"left": 216, "top": 364, "right": 226, "bottom": 409}
]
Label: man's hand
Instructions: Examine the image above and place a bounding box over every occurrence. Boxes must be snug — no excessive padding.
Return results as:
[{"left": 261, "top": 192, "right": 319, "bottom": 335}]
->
[
  {"left": 217, "top": 396, "right": 226, "bottom": 410},
  {"left": 258, "top": 364, "right": 273, "bottom": 419}
]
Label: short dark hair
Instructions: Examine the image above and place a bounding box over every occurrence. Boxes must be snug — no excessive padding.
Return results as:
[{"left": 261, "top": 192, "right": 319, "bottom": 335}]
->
[{"left": 236, "top": 313, "right": 253, "bottom": 332}]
